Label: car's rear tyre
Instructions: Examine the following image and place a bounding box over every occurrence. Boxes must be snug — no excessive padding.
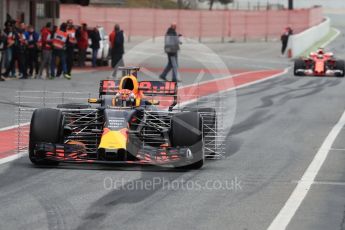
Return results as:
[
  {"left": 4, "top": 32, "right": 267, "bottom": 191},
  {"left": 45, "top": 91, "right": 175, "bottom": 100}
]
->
[
  {"left": 335, "top": 60, "right": 345, "bottom": 77},
  {"left": 170, "top": 112, "right": 204, "bottom": 169},
  {"left": 29, "top": 108, "right": 64, "bottom": 166},
  {"left": 294, "top": 59, "right": 306, "bottom": 76}
]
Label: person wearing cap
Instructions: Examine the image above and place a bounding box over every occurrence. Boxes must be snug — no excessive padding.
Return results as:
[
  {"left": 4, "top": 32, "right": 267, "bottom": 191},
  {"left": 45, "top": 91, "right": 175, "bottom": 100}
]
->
[
  {"left": 4, "top": 23, "right": 27, "bottom": 79},
  {"left": 109, "top": 24, "right": 124, "bottom": 78},
  {"left": 77, "top": 23, "right": 89, "bottom": 67},
  {"left": 37, "top": 22, "right": 52, "bottom": 79},
  {"left": 159, "top": 23, "right": 181, "bottom": 82},
  {"left": 24, "top": 25, "right": 39, "bottom": 78},
  {"left": 50, "top": 23, "right": 71, "bottom": 79}
]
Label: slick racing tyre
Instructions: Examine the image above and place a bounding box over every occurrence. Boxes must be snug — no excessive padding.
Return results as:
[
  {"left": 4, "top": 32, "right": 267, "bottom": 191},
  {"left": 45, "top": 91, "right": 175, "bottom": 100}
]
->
[
  {"left": 335, "top": 60, "right": 345, "bottom": 77},
  {"left": 170, "top": 111, "right": 204, "bottom": 169},
  {"left": 29, "top": 108, "right": 64, "bottom": 166},
  {"left": 294, "top": 59, "right": 306, "bottom": 76}
]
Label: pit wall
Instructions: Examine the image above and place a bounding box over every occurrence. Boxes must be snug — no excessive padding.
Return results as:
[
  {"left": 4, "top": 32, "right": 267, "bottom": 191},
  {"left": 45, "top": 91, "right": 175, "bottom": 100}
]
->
[{"left": 287, "top": 17, "right": 330, "bottom": 58}]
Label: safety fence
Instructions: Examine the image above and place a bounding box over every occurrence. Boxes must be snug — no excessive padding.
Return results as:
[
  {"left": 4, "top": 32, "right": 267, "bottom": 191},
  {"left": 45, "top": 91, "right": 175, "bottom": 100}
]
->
[{"left": 61, "top": 5, "right": 323, "bottom": 41}]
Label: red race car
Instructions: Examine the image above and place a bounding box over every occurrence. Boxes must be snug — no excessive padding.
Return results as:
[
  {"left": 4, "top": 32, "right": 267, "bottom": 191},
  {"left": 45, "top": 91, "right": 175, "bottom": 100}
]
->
[{"left": 294, "top": 48, "right": 345, "bottom": 77}]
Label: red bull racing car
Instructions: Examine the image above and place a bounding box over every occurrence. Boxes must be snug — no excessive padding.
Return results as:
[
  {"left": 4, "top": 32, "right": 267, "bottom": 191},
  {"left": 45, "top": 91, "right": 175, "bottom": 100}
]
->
[
  {"left": 29, "top": 67, "right": 219, "bottom": 169},
  {"left": 294, "top": 48, "right": 345, "bottom": 77}
]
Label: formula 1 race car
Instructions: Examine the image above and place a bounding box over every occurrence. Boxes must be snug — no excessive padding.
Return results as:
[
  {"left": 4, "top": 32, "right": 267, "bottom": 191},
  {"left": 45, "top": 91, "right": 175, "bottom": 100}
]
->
[
  {"left": 28, "top": 67, "right": 221, "bottom": 169},
  {"left": 294, "top": 48, "right": 345, "bottom": 77}
]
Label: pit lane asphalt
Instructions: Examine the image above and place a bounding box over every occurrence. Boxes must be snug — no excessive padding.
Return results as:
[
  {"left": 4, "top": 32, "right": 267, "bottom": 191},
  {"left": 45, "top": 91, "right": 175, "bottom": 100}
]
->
[{"left": 0, "top": 24, "right": 344, "bottom": 230}]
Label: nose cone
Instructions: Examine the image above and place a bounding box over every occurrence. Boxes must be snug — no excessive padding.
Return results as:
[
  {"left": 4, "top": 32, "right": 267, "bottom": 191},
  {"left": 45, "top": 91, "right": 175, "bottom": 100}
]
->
[{"left": 99, "top": 128, "right": 128, "bottom": 150}]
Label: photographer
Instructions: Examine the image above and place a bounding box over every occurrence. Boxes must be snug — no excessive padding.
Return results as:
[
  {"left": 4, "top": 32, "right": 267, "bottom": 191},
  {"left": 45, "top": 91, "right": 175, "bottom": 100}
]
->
[{"left": 159, "top": 23, "right": 181, "bottom": 82}]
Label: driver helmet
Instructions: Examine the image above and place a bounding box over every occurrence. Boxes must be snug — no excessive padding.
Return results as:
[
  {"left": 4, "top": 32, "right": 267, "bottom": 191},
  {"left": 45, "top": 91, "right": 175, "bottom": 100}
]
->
[
  {"left": 316, "top": 48, "right": 324, "bottom": 55},
  {"left": 114, "top": 89, "right": 136, "bottom": 107}
]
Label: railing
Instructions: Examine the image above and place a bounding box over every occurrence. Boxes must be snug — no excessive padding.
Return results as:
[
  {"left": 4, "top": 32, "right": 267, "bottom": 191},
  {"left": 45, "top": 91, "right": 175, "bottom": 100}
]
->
[{"left": 61, "top": 5, "right": 323, "bottom": 41}]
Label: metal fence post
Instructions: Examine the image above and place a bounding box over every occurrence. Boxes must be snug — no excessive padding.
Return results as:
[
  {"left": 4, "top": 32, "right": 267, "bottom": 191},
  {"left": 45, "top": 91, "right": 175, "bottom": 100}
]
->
[
  {"left": 198, "top": 11, "right": 202, "bottom": 42},
  {"left": 128, "top": 8, "right": 132, "bottom": 42},
  {"left": 265, "top": 10, "right": 268, "bottom": 42},
  {"left": 221, "top": 11, "right": 226, "bottom": 43},
  {"left": 244, "top": 13, "right": 247, "bottom": 42},
  {"left": 153, "top": 9, "right": 157, "bottom": 42}
]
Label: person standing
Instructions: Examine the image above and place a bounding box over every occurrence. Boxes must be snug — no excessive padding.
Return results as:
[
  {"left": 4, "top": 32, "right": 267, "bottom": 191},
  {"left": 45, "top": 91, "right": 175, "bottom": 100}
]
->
[
  {"left": 14, "top": 27, "right": 28, "bottom": 79},
  {"left": 66, "top": 19, "right": 77, "bottom": 76},
  {"left": 281, "top": 27, "right": 293, "bottom": 56},
  {"left": 0, "top": 29, "right": 7, "bottom": 81},
  {"left": 3, "top": 25, "right": 16, "bottom": 78},
  {"left": 37, "top": 22, "right": 52, "bottom": 79},
  {"left": 89, "top": 27, "right": 101, "bottom": 67},
  {"left": 51, "top": 23, "right": 71, "bottom": 79},
  {"left": 4, "top": 25, "right": 27, "bottom": 79},
  {"left": 77, "top": 23, "right": 88, "bottom": 67},
  {"left": 109, "top": 24, "right": 124, "bottom": 79},
  {"left": 159, "top": 23, "right": 181, "bottom": 82},
  {"left": 24, "top": 25, "right": 39, "bottom": 78}
]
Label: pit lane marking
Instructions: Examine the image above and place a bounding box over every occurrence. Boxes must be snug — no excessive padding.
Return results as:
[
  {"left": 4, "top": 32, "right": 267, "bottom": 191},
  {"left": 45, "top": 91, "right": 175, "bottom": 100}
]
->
[{"left": 268, "top": 108, "right": 345, "bottom": 230}]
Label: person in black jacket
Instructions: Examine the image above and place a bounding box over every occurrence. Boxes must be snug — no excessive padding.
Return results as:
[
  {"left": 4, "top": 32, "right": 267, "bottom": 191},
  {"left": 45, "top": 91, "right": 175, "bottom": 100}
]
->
[
  {"left": 110, "top": 24, "right": 124, "bottom": 78},
  {"left": 90, "top": 27, "right": 101, "bottom": 67},
  {"left": 0, "top": 29, "right": 7, "bottom": 81},
  {"left": 281, "top": 27, "right": 293, "bottom": 56},
  {"left": 24, "top": 25, "right": 39, "bottom": 78},
  {"left": 159, "top": 23, "right": 181, "bottom": 82}
]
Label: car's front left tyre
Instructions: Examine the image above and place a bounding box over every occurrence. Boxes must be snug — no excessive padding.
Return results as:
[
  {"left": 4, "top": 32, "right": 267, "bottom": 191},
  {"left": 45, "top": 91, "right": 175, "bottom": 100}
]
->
[{"left": 29, "top": 108, "right": 64, "bottom": 166}]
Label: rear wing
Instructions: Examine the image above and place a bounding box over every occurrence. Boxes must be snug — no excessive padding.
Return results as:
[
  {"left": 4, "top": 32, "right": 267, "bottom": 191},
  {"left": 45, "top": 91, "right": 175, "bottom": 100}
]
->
[{"left": 99, "top": 80, "right": 178, "bottom": 110}]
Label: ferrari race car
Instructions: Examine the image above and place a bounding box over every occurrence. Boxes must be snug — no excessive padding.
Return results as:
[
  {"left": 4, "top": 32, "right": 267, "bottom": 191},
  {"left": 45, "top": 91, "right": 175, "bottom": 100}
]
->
[
  {"left": 294, "top": 48, "right": 345, "bottom": 77},
  {"left": 28, "top": 67, "right": 221, "bottom": 169}
]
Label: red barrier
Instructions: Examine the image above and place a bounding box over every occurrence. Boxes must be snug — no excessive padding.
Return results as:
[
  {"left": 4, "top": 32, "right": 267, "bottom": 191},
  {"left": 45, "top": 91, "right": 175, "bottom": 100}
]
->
[{"left": 60, "top": 5, "right": 323, "bottom": 41}]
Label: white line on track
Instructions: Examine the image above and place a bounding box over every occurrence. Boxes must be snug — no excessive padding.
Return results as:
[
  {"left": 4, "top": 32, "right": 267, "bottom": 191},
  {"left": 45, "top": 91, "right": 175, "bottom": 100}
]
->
[
  {"left": 267, "top": 108, "right": 345, "bottom": 230},
  {"left": 0, "top": 122, "right": 30, "bottom": 131},
  {"left": 0, "top": 151, "right": 27, "bottom": 165},
  {"left": 0, "top": 68, "right": 289, "bottom": 166}
]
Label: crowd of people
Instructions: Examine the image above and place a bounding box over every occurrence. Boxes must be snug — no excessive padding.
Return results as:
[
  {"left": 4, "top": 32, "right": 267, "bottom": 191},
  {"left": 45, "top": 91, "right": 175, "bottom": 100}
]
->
[
  {"left": 0, "top": 19, "right": 110, "bottom": 81},
  {"left": 0, "top": 18, "right": 181, "bottom": 83}
]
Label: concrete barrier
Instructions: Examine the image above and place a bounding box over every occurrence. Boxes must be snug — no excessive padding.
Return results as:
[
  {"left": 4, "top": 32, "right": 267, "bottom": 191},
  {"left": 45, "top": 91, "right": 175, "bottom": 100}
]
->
[{"left": 287, "top": 17, "right": 330, "bottom": 58}]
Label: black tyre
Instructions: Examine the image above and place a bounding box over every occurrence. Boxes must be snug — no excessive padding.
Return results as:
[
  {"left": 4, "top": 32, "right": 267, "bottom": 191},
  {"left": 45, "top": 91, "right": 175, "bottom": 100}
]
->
[
  {"left": 57, "top": 103, "right": 91, "bottom": 109},
  {"left": 182, "top": 107, "right": 216, "bottom": 137},
  {"left": 170, "top": 112, "right": 204, "bottom": 169},
  {"left": 335, "top": 60, "right": 345, "bottom": 77},
  {"left": 29, "top": 108, "right": 64, "bottom": 166},
  {"left": 294, "top": 59, "right": 306, "bottom": 76}
]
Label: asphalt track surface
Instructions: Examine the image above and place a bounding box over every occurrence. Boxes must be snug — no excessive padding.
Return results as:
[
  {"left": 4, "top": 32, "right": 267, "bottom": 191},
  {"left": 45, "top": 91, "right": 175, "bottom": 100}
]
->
[{"left": 0, "top": 22, "right": 345, "bottom": 230}]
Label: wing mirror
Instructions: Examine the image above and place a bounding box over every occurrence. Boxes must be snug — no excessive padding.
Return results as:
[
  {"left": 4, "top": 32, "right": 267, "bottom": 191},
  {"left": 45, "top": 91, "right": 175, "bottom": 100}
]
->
[{"left": 88, "top": 98, "right": 101, "bottom": 103}]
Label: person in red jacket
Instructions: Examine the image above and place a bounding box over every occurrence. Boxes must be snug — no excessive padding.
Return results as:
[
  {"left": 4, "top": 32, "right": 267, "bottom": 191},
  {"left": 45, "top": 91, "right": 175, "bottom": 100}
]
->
[
  {"left": 51, "top": 23, "right": 70, "bottom": 79},
  {"left": 77, "top": 23, "right": 88, "bottom": 67},
  {"left": 37, "top": 22, "right": 52, "bottom": 79}
]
